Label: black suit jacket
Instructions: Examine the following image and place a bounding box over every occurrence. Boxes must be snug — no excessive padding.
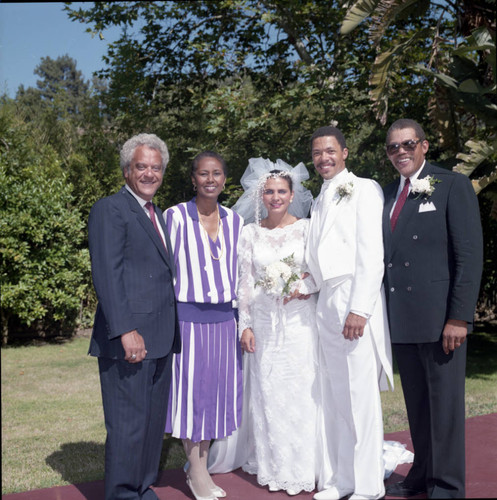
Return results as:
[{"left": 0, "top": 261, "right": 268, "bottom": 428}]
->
[
  {"left": 382, "top": 162, "right": 483, "bottom": 343},
  {"left": 88, "top": 186, "right": 181, "bottom": 359}
]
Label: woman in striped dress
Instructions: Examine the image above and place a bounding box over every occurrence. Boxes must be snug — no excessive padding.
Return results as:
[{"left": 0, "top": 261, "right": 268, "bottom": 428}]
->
[{"left": 164, "top": 151, "right": 243, "bottom": 500}]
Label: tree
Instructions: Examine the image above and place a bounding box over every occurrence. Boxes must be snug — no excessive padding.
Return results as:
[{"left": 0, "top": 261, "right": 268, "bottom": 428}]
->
[
  {"left": 0, "top": 98, "right": 91, "bottom": 344},
  {"left": 340, "top": 0, "right": 497, "bottom": 197},
  {"left": 2, "top": 55, "right": 124, "bottom": 342},
  {"left": 65, "top": 1, "right": 392, "bottom": 201},
  {"left": 17, "top": 54, "right": 89, "bottom": 117},
  {"left": 63, "top": 1, "right": 496, "bottom": 318},
  {"left": 15, "top": 56, "right": 123, "bottom": 221},
  {"left": 340, "top": 0, "right": 497, "bottom": 317}
]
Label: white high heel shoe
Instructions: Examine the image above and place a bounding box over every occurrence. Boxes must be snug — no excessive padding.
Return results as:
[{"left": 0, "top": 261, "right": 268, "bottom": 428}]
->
[
  {"left": 211, "top": 485, "right": 226, "bottom": 498},
  {"left": 186, "top": 476, "right": 218, "bottom": 500},
  {"left": 184, "top": 461, "right": 226, "bottom": 497}
]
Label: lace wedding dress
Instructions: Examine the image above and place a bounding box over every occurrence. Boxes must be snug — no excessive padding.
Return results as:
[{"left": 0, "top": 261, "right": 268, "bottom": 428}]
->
[{"left": 212, "top": 218, "right": 321, "bottom": 494}]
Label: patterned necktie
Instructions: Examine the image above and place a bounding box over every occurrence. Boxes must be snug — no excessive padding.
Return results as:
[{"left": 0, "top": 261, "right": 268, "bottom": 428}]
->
[
  {"left": 145, "top": 202, "right": 167, "bottom": 250},
  {"left": 390, "top": 178, "right": 410, "bottom": 232}
]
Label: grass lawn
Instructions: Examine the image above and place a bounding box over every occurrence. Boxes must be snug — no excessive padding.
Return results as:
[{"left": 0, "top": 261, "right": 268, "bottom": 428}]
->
[
  {"left": 382, "top": 329, "right": 497, "bottom": 432},
  {"left": 2, "top": 329, "right": 496, "bottom": 494}
]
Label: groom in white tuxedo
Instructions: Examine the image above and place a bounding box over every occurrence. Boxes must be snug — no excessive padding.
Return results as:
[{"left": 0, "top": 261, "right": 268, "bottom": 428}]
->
[{"left": 306, "top": 126, "right": 393, "bottom": 500}]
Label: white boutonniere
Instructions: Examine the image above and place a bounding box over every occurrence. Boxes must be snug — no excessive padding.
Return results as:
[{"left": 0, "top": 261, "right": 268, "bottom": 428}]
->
[
  {"left": 336, "top": 182, "right": 354, "bottom": 204},
  {"left": 410, "top": 176, "right": 440, "bottom": 199}
]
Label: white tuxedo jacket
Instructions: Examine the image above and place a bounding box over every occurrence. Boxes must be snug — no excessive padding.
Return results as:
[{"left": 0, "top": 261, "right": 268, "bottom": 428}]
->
[{"left": 306, "top": 170, "right": 393, "bottom": 389}]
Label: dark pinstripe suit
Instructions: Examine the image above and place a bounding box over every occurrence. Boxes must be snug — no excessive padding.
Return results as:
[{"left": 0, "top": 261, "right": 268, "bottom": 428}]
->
[{"left": 89, "top": 186, "right": 180, "bottom": 499}]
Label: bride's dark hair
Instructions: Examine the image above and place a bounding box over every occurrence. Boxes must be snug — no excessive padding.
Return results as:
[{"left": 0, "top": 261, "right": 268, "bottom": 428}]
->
[{"left": 268, "top": 169, "right": 293, "bottom": 191}]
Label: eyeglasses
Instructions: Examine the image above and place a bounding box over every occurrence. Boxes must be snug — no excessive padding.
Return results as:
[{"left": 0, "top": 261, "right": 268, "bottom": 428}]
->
[{"left": 386, "top": 139, "right": 421, "bottom": 155}]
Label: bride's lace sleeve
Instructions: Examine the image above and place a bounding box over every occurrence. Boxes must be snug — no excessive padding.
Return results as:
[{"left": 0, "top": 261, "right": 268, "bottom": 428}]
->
[{"left": 237, "top": 224, "right": 256, "bottom": 338}]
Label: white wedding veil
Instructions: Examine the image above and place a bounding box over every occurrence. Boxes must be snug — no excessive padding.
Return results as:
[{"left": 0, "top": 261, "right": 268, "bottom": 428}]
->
[{"left": 232, "top": 157, "right": 313, "bottom": 224}]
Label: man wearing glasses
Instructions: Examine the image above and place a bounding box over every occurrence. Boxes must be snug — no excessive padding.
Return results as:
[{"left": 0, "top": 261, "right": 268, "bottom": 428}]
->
[{"left": 382, "top": 119, "right": 483, "bottom": 498}]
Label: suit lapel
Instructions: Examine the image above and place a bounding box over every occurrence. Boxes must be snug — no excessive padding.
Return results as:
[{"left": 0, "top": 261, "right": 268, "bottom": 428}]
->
[
  {"left": 155, "top": 204, "right": 176, "bottom": 277},
  {"left": 122, "top": 188, "right": 174, "bottom": 273},
  {"left": 387, "top": 163, "right": 434, "bottom": 253},
  {"left": 320, "top": 171, "right": 354, "bottom": 238},
  {"left": 383, "top": 181, "right": 398, "bottom": 259}
]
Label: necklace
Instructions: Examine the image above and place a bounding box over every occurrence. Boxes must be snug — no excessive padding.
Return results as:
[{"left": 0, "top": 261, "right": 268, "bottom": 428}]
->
[{"left": 197, "top": 203, "right": 224, "bottom": 261}]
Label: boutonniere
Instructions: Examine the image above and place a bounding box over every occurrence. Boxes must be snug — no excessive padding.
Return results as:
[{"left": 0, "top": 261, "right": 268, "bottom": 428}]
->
[
  {"left": 410, "top": 176, "right": 440, "bottom": 199},
  {"left": 336, "top": 182, "right": 354, "bottom": 204}
]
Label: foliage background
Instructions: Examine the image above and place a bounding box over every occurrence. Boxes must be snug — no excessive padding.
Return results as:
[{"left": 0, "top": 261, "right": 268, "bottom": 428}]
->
[{"left": 0, "top": 0, "right": 495, "bottom": 342}]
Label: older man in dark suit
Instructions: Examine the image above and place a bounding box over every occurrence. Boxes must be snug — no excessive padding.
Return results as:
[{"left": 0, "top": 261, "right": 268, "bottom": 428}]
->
[
  {"left": 88, "top": 133, "right": 180, "bottom": 500},
  {"left": 382, "top": 119, "right": 483, "bottom": 499}
]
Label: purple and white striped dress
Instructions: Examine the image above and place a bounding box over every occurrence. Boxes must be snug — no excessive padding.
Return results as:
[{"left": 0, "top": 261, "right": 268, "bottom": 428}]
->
[{"left": 164, "top": 199, "right": 243, "bottom": 442}]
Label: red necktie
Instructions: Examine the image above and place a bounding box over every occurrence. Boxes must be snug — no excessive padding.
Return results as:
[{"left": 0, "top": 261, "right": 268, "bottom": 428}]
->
[
  {"left": 145, "top": 202, "right": 167, "bottom": 250},
  {"left": 390, "top": 178, "right": 410, "bottom": 232}
]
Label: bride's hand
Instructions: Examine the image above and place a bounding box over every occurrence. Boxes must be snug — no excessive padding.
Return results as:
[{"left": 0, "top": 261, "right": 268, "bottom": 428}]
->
[
  {"left": 241, "top": 328, "right": 256, "bottom": 353},
  {"left": 283, "top": 274, "right": 312, "bottom": 304},
  {"left": 283, "top": 289, "right": 299, "bottom": 305},
  {"left": 283, "top": 289, "right": 311, "bottom": 304}
]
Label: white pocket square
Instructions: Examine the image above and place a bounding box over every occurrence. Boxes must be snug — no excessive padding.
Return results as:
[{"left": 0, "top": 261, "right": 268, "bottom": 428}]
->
[{"left": 419, "top": 201, "right": 436, "bottom": 212}]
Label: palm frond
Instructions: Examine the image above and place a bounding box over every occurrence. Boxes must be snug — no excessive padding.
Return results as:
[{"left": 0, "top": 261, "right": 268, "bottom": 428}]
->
[
  {"left": 370, "top": 0, "right": 427, "bottom": 44},
  {"left": 369, "top": 28, "right": 433, "bottom": 124},
  {"left": 454, "top": 138, "right": 497, "bottom": 177},
  {"left": 340, "top": 0, "right": 380, "bottom": 35}
]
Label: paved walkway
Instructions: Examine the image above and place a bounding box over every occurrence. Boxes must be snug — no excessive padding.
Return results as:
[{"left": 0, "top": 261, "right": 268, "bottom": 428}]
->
[{"left": 3, "top": 413, "right": 496, "bottom": 499}]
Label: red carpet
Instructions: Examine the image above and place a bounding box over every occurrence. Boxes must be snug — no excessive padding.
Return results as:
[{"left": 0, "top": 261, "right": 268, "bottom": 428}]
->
[{"left": 3, "top": 413, "right": 496, "bottom": 499}]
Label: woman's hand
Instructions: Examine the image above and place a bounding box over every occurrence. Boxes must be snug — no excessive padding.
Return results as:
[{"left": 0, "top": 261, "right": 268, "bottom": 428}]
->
[
  {"left": 241, "top": 328, "right": 256, "bottom": 353},
  {"left": 283, "top": 289, "right": 311, "bottom": 304}
]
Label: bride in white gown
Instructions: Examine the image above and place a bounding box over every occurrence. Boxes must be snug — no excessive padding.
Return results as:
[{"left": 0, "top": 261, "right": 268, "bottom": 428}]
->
[
  {"left": 238, "top": 176, "right": 320, "bottom": 495},
  {"left": 209, "top": 159, "right": 323, "bottom": 496},
  {"left": 207, "top": 158, "right": 413, "bottom": 496}
]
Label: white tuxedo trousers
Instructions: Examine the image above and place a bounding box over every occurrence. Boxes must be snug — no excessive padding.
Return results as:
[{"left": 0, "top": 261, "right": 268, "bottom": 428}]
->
[{"left": 317, "top": 279, "right": 385, "bottom": 498}]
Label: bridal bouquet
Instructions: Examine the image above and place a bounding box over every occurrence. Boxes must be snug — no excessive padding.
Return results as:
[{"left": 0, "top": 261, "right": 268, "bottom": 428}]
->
[{"left": 256, "top": 254, "right": 300, "bottom": 297}]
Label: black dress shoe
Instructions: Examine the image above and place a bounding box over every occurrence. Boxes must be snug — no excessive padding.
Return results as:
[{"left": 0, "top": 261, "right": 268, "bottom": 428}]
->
[{"left": 385, "top": 481, "right": 425, "bottom": 498}]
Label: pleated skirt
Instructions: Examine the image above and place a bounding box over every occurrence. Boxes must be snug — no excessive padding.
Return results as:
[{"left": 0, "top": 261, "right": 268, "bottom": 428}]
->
[{"left": 165, "top": 318, "right": 243, "bottom": 442}]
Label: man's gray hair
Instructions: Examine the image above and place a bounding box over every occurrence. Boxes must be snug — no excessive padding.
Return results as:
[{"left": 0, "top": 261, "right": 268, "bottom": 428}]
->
[{"left": 120, "top": 133, "right": 169, "bottom": 175}]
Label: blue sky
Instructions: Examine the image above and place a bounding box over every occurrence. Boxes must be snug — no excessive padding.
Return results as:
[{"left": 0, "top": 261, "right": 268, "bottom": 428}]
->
[{"left": 0, "top": 2, "right": 121, "bottom": 97}]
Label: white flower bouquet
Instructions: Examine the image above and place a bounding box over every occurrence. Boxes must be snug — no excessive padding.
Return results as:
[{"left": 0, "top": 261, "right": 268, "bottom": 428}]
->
[
  {"left": 411, "top": 175, "right": 440, "bottom": 199},
  {"left": 256, "top": 254, "right": 300, "bottom": 297}
]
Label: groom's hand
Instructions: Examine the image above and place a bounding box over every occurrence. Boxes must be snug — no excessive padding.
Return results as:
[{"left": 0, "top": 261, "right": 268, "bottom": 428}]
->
[{"left": 342, "top": 312, "right": 366, "bottom": 341}]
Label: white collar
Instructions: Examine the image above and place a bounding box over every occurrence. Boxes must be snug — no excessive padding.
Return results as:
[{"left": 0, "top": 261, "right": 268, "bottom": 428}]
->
[
  {"left": 322, "top": 167, "right": 349, "bottom": 190},
  {"left": 400, "top": 160, "right": 425, "bottom": 189}
]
